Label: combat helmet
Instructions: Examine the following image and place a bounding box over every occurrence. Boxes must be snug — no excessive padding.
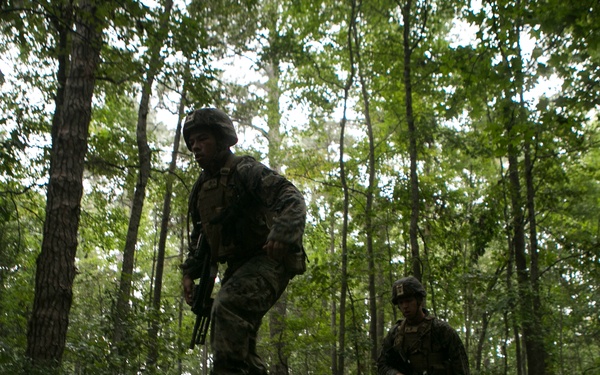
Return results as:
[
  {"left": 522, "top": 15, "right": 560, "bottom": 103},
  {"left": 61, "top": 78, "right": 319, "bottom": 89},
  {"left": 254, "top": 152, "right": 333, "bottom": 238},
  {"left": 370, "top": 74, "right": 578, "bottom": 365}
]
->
[
  {"left": 391, "top": 276, "right": 426, "bottom": 304},
  {"left": 182, "top": 108, "right": 238, "bottom": 150}
]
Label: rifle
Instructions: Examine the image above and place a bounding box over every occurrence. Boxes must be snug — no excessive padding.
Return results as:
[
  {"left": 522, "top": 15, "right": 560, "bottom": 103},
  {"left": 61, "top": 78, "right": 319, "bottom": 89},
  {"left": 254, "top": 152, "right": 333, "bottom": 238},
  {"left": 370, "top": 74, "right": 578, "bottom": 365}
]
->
[{"left": 189, "top": 234, "right": 217, "bottom": 349}]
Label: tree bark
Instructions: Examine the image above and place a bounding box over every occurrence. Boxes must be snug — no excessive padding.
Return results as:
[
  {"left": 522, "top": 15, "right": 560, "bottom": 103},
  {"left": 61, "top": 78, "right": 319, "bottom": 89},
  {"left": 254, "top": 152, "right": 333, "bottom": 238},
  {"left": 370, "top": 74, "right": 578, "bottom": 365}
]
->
[
  {"left": 524, "top": 133, "right": 548, "bottom": 375},
  {"left": 521, "top": 58, "right": 548, "bottom": 375},
  {"left": 401, "top": 0, "right": 422, "bottom": 280},
  {"left": 26, "top": 0, "right": 104, "bottom": 368},
  {"left": 48, "top": 1, "right": 72, "bottom": 144}
]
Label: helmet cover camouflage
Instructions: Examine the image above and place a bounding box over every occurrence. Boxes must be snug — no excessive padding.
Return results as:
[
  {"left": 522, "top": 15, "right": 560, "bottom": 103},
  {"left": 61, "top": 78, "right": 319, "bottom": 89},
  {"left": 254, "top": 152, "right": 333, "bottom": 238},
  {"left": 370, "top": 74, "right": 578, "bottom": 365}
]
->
[
  {"left": 182, "top": 108, "right": 238, "bottom": 150},
  {"left": 391, "top": 276, "right": 426, "bottom": 304}
]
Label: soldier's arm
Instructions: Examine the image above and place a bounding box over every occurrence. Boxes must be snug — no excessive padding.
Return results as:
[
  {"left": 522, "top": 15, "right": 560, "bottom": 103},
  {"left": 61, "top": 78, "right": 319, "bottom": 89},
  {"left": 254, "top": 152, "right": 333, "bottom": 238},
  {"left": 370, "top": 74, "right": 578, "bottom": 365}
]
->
[
  {"left": 377, "top": 325, "right": 409, "bottom": 375},
  {"left": 238, "top": 158, "right": 306, "bottom": 249},
  {"left": 437, "top": 320, "right": 470, "bottom": 375}
]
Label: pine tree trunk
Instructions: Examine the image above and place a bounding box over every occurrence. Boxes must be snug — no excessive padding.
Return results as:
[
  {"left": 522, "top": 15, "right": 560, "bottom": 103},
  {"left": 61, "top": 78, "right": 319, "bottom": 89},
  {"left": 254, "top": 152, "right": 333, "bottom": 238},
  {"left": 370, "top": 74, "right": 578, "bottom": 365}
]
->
[{"left": 26, "top": 0, "right": 103, "bottom": 368}]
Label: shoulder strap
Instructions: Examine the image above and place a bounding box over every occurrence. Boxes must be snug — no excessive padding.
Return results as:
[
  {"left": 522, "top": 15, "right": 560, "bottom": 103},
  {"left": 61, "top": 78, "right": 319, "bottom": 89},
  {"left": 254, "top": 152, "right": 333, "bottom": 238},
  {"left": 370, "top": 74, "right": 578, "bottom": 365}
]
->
[
  {"left": 218, "top": 154, "right": 242, "bottom": 187},
  {"left": 187, "top": 172, "right": 205, "bottom": 243}
]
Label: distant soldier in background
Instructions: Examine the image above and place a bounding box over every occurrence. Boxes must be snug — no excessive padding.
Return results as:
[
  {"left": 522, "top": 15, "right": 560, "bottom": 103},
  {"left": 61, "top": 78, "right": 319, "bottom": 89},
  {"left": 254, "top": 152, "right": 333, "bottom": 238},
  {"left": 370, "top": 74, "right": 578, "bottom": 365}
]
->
[
  {"left": 180, "top": 108, "right": 307, "bottom": 374},
  {"left": 377, "top": 276, "right": 470, "bottom": 375}
]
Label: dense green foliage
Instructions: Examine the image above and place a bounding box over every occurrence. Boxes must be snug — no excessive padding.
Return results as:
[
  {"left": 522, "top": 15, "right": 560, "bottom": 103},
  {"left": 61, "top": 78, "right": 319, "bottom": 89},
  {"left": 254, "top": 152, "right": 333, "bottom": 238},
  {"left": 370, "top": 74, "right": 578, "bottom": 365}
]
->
[{"left": 1, "top": 0, "right": 599, "bottom": 374}]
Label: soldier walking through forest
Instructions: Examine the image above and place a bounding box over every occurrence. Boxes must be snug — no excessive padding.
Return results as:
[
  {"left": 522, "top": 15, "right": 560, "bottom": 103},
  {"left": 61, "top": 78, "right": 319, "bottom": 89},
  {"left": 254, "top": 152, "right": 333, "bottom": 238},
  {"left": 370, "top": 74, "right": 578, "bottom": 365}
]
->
[
  {"left": 377, "top": 276, "right": 470, "bottom": 375},
  {"left": 180, "top": 108, "right": 307, "bottom": 374}
]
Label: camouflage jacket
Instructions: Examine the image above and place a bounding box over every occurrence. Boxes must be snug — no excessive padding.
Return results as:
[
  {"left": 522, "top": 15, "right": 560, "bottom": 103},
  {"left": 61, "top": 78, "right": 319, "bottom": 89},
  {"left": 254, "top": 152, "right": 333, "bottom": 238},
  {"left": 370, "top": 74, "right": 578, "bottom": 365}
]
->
[
  {"left": 181, "top": 153, "right": 306, "bottom": 279},
  {"left": 377, "top": 312, "right": 470, "bottom": 375}
]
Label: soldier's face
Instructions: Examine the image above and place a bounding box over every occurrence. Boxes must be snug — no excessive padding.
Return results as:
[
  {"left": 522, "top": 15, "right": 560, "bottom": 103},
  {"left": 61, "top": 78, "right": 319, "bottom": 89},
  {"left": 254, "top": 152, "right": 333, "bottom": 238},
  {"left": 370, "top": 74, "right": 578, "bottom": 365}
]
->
[
  {"left": 189, "top": 129, "right": 219, "bottom": 169},
  {"left": 397, "top": 296, "right": 419, "bottom": 321}
]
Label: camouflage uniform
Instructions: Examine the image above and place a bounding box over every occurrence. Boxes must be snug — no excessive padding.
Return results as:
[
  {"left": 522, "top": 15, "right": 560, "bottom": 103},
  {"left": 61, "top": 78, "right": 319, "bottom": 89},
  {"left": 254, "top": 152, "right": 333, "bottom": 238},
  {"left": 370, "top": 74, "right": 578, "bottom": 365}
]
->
[
  {"left": 377, "top": 277, "right": 470, "bottom": 375},
  {"left": 181, "top": 108, "right": 306, "bottom": 375}
]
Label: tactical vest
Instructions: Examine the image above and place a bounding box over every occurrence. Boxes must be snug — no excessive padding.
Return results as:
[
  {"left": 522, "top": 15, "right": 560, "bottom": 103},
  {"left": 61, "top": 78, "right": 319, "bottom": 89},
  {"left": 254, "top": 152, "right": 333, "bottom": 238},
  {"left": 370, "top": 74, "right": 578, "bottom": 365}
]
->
[
  {"left": 196, "top": 155, "right": 272, "bottom": 263},
  {"left": 393, "top": 316, "right": 448, "bottom": 374}
]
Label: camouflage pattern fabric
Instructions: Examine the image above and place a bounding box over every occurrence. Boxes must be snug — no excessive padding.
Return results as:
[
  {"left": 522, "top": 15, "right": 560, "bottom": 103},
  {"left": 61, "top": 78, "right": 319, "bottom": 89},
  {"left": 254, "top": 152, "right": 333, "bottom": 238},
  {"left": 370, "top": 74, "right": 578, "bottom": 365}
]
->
[
  {"left": 183, "top": 153, "right": 306, "bottom": 374},
  {"left": 211, "top": 254, "right": 289, "bottom": 375},
  {"left": 377, "top": 312, "right": 470, "bottom": 375}
]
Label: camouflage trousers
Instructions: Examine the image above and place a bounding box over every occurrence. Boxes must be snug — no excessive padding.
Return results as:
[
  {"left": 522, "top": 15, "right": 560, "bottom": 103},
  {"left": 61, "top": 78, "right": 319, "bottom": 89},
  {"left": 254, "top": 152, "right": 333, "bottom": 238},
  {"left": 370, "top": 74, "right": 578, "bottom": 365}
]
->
[{"left": 210, "top": 254, "right": 290, "bottom": 375}]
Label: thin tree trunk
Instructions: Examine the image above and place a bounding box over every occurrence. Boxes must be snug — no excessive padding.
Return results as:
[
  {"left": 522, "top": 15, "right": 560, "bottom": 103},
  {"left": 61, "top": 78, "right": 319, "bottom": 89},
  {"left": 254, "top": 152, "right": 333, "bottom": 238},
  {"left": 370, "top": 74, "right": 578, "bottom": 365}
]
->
[
  {"left": 522, "top": 80, "right": 548, "bottom": 375},
  {"left": 523, "top": 136, "right": 548, "bottom": 375},
  {"left": 506, "top": 140, "right": 528, "bottom": 375},
  {"left": 330, "top": 214, "right": 338, "bottom": 375},
  {"left": 269, "top": 294, "right": 289, "bottom": 375},
  {"left": 348, "top": 289, "right": 364, "bottom": 375},
  {"left": 476, "top": 312, "right": 490, "bottom": 372},
  {"left": 508, "top": 104, "right": 544, "bottom": 375},
  {"left": 178, "top": 217, "right": 185, "bottom": 375},
  {"left": 503, "top": 2, "right": 548, "bottom": 372},
  {"left": 502, "top": 311, "right": 509, "bottom": 375},
  {"left": 475, "top": 265, "right": 503, "bottom": 371},
  {"left": 385, "top": 225, "right": 399, "bottom": 322},
  {"left": 352, "top": 1, "right": 378, "bottom": 369},
  {"left": 501, "top": 158, "right": 524, "bottom": 375},
  {"left": 146, "top": 47, "right": 182, "bottom": 368},
  {"left": 337, "top": 91, "right": 350, "bottom": 375},
  {"left": 26, "top": 0, "right": 104, "bottom": 368},
  {"left": 337, "top": 1, "right": 357, "bottom": 372},
  {"left": 112, "top": 0, "right": 173, "bottom": 357},
  {"left": 263, "top": 52, "right": 291, "bottom": 375},
  {"left": 401, "top": 0, "right": 421, "bottom": 280}
]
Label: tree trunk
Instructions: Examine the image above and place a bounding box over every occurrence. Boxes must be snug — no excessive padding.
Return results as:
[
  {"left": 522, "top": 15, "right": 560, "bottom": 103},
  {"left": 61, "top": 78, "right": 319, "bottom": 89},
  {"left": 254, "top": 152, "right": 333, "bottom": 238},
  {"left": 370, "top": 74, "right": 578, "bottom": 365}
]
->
[
  {"left": 330, "top": 214, "right": 338, "bottom": 375},
  {"left": 475, "top": 266, "right": 502, "bottom": 371},
  {"left": 501, "top": 157, "right": 524, "bottom": 375},
  {"left": 26, "top": 0, "right": 104, "bottom": 368},
  {"left": 507, "top": 3, "right": 548, "bottom": 372},
  {"left": 269, "top": 293, "right": 289, "bottom": 375},
  {"left": 260, "top": 36, "right": 291, "bottom": 372},
  {"left": 476, "top": 312, "right": 490, "bottom": 372},
  {"left": 506, "top": 116, "right": 532, "bottom": 375},
  {"left": 337, "top": 1, "right": 357, "bottom": 372},
  {"left": 178, "top": 219, "right": 185, "bottom": 375},
  {"left": 48, "top": 2, "right": 72, "bottom": 143},
  {"left": 524, "top": 137, "right": 548, "bottom": 375},
  {"left": 401, "top": 0, "right": 421, "bottom": 280},
  {"left": 146, "top": 45, "right": 181, "bottom": 368},
  {"left": 265, "top": 55, "right": 291, "bottom": 375},
  {"left": 352, "top": 5, "right": 378, "bottom": 370},
  {"left": 112, "top": 0, "right": 173, "bottom": 358}
]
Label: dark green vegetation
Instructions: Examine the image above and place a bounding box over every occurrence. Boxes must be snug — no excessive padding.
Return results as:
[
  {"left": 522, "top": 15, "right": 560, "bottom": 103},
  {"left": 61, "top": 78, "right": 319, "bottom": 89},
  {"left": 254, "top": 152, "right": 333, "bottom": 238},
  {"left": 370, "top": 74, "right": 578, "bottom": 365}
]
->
[{"left": 0, "top": 0, "right": 598, "bottom": 374}]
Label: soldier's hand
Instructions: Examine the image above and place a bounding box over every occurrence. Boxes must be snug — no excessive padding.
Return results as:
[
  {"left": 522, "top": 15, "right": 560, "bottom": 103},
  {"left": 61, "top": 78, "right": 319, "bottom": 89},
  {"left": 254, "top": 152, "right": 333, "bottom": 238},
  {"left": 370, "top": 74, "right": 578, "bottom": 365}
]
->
[
  {"left": 263, "top": 240, "right": 287, "bottom": 261},
  {"left": 182, "top": 274, "right": 195, "bottom": 306}
]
